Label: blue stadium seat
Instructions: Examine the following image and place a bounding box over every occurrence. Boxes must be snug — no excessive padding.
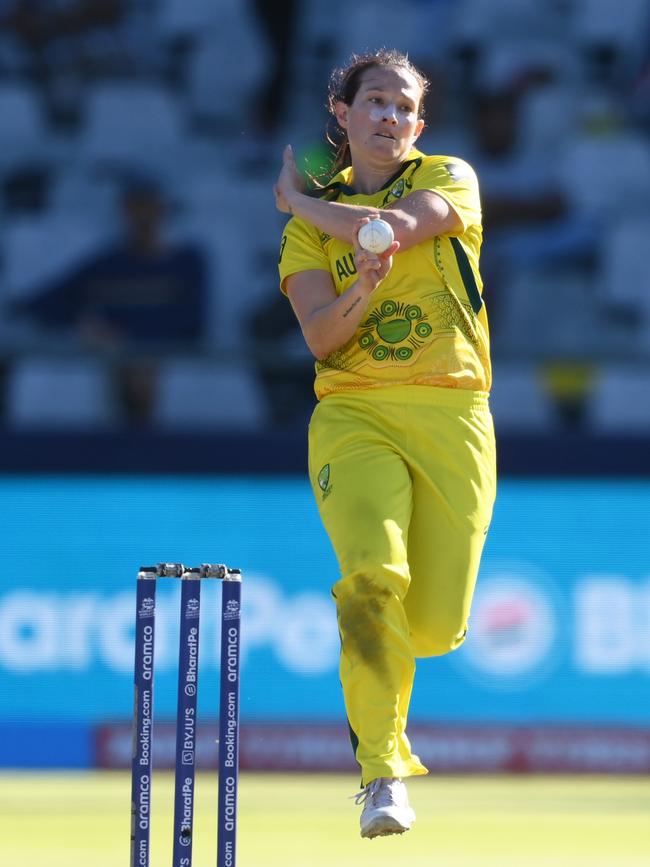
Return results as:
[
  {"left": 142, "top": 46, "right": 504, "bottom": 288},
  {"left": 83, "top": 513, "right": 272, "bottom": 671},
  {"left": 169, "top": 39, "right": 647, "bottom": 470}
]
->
[
  {"left": 79, "top": 83, "right": 186, "bottom": 173},
  {"left": 489, "top": 364, "right": 558, "bottom": 432},
  {"left": 587, "top": 367, "right": 650, "bottom": 432},
  {"left": 154, "top": 359, "right": 268, "bottom": 430},
  {"left": 7, "top": 358, "right": 116, "bottom": 429},
  {"left": 187, "top": 28, "right": 268, "bottom": 128},
  {"left": 156, "top": 0, "right": 221, "bottom": 39},
  {"left": 0, "top": 83, "right": 48, "bottom": 174}
]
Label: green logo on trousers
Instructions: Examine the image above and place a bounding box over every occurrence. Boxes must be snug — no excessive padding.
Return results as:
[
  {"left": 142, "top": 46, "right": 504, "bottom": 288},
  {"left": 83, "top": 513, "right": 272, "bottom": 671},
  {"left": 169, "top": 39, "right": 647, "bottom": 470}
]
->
[{"left": 318, "top": 464, "right": 333, "bottom": 500}]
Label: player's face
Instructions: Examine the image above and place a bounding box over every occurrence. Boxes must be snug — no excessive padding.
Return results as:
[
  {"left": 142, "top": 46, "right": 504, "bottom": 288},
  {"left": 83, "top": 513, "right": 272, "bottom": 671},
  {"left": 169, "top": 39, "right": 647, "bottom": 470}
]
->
[{"left": 335, "top": 66, "right": 425, "bottom": 167}]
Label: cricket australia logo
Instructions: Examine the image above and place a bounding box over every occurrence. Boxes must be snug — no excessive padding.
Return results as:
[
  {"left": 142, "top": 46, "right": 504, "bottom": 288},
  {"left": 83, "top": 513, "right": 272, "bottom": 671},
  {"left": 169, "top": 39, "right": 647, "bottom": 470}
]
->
[
  {"left": 318, "top": 463, "right": 333, "bottom": 500},
  {"left": 381, "top": 176, "right": 413, "bottom": 206},
  {"left": 359, "top": 299, "right": 432, "bottom": 361}
]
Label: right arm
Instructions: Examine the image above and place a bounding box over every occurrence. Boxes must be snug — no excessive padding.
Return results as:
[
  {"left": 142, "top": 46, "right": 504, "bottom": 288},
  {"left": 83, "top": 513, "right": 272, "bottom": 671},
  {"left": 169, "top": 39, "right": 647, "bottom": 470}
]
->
[
  {"left": 285, "top": 218, "right": 399, "bottom": 360},
  {"left": 275, "top": 145, "right": 461, "bottom": 251}
]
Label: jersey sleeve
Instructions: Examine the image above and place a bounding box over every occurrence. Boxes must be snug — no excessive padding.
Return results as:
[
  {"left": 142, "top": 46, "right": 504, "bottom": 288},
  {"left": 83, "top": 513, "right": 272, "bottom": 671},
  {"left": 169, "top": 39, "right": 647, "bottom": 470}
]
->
[
  {"left": 410, "top": 157, "right": 482, "bottom": 233},
  {"left": 278, "top": 215, "right": 330, "bottom": 294}
]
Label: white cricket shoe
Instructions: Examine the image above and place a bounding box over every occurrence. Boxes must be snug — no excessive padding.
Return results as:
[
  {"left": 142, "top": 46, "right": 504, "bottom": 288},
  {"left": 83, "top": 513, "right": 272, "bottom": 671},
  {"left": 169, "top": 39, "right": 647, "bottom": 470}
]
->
[{"left": 355, "top": 777, "right": 416, "bottom": 839}]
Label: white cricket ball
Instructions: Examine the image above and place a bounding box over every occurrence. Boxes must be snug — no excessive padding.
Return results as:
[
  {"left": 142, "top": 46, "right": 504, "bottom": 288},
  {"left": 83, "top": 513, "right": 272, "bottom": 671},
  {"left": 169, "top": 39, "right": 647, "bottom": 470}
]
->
[{"left": 357, "top": 218, "right": 394, "bottom": 254}]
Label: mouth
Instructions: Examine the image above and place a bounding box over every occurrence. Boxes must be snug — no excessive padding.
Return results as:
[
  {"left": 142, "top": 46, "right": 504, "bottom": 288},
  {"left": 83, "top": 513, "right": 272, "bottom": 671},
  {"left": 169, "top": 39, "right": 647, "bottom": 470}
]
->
[{"left": 374, "top": 132, "right": 396, "bottom": 141}]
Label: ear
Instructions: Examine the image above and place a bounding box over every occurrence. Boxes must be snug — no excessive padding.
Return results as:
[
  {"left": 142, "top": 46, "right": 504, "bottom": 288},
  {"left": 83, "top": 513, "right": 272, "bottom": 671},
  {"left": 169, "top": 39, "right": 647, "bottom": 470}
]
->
[
  {"left": 412, "top": 118, "right": 425, "bottom": 142},
  {"left": 334, "top": 100, "right": 349, "bottom": 130}
]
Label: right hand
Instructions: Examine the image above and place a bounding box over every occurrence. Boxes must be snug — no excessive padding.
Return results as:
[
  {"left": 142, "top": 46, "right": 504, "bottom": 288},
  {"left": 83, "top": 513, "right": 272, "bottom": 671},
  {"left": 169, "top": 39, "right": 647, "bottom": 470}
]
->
[
  {"left": 353, "top": 217, "right": 400, "bottom": 294},
  {"left": 274, "top": 144, "right": 303, "bottom": 214}
]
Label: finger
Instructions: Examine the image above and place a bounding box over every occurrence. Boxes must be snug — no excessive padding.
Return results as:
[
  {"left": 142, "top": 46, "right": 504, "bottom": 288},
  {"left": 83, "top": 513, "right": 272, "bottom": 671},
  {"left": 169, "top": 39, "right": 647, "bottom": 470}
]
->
[
  {"left": 358, "top": 256, "right": 382, "bottom": 272},
  {"left": 355, "top": 247, "right": 380, "bottom": 265},
  {"left": 352, "top": 216, "right": 371, "bottom": 248},
  {"left": 379, "top": 240, "right": 400, "bottom": 259},
  {"left": 353, "top": 213, "right": 382, "bottom": 232},
  {"left": 283, "top": 144, "right": 294, "bottom": 163}
]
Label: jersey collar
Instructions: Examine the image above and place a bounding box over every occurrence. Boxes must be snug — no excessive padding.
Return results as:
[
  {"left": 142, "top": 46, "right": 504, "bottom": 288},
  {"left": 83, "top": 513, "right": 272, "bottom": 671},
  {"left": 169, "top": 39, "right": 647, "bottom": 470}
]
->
[{"left": 313, "top": 149, "right": 424, "bottom": 199}]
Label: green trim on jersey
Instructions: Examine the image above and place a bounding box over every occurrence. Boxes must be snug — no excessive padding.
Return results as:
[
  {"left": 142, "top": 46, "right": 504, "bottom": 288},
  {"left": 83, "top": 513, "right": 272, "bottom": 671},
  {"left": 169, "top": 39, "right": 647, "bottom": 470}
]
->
[
  {"left": 449, "top": 236, "right": 483, "bottom": 314},
  {"left": 312, "top": 156, "right": 424, "bottom": 200}
]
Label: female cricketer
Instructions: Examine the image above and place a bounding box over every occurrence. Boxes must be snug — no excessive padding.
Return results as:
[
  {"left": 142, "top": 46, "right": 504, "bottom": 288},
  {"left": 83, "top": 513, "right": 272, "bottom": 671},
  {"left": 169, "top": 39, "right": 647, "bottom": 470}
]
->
[{"left": 274, "top": 48, "right": 496, "bottom": 839}]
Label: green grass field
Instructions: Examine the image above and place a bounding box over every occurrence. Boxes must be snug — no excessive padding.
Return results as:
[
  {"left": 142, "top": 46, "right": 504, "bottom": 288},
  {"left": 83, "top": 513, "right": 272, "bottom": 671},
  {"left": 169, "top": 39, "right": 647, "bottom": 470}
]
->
[{"left": 1, "top": 772, "right": 648, "bottom": 866}]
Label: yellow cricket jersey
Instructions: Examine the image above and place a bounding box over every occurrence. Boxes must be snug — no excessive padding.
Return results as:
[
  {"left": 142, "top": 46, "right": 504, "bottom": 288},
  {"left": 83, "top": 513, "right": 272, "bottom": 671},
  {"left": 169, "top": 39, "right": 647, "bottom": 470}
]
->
[{"left": 278, "top": 149, "right": 491, "bottom": 400}]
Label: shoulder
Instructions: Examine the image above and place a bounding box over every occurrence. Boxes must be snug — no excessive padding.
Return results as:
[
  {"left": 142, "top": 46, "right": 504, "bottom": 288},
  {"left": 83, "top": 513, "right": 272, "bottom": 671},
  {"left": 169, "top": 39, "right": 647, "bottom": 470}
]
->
[
  {"left": 282, "top": 213, "right": 323, "bottom": 243},
  {"left": 416, "top": 152, "right": 478, "bottom": 184},
  {"left": 279, "top": 215, "right": 330, "bottom": 272},
  {"left": 282, "top": 216, "right": 329, "bottom": 246}
]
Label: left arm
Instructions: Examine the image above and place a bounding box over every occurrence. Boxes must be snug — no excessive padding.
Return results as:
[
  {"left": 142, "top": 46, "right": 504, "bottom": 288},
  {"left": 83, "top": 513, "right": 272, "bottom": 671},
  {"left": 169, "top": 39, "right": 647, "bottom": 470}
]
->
[{"left": 274, "top": 145, "right": 462, "bottom": 252}]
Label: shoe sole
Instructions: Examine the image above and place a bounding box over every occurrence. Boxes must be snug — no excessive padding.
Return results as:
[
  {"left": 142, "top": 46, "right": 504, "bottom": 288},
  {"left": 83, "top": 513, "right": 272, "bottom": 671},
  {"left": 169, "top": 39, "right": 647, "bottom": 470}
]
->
[{"left": 361, "top": 814, "right": 414, "bottom": 839}]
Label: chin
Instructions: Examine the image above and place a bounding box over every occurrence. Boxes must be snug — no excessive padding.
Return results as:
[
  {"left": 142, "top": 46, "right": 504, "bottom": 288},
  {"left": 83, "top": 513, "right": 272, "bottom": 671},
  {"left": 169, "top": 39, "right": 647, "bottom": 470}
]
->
[{"left": 368, "top": 138, "right": 400, "bottom": 156}]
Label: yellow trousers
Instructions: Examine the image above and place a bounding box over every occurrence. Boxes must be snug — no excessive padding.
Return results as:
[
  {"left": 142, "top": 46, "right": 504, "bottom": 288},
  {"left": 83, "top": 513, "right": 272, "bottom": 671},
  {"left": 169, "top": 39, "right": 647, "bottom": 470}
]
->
[{"left": 308, "top": 385, "right": 497, "bottom": 785}]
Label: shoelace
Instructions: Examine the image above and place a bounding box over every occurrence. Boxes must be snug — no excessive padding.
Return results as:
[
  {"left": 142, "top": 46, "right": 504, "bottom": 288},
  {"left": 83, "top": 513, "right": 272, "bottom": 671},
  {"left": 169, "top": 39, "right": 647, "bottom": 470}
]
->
[{"left": 351, "top": 778, "right": 400, "bottom": 807}]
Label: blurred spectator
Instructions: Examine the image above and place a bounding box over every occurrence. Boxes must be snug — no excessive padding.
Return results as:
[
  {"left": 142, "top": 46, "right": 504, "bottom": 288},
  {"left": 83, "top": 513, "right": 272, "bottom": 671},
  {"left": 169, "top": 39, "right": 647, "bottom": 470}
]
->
[
  {"left": 249, "top": 0, "right": 300, "bottom": 137},
  {"left": 10, "top": 173, "right": 208, "bottom": 425},
  {"left": 471, "top": 88, "right": 594, "bottom": 256},
  {"left": 2, "top": 0, "right": 125, "bottom": 65},
  {"left": 3, "top": 1, "right": 117, "bottom": 39},
  {"left": 464, "top": 86, "right": 597, "bottom": 333},
  {"left": 1, "top": 0, "right": 132, "bottom": 121},
  {"left": 631, "top": 56, "right": 650, "bottom": 132}
]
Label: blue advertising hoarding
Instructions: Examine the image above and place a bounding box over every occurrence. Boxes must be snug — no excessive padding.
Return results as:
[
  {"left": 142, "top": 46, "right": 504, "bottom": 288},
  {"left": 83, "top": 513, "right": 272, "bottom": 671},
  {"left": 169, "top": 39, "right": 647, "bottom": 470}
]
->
[{"left": 0, "top": 476, "right": 648, "bottom": 767}]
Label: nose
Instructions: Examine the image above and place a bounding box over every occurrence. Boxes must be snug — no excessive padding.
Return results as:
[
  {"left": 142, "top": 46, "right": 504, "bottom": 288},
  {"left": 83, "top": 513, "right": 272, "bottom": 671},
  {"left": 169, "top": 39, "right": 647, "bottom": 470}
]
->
[{"left": 382, "top": 104, "right": 398, "bottom": 124}]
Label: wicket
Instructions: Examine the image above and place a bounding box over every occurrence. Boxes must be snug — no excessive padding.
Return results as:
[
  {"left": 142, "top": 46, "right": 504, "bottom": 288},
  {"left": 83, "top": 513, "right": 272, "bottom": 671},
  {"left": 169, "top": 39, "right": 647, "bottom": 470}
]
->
[{"left": 130, "top": 562, "right": 242, "bottom": 867}]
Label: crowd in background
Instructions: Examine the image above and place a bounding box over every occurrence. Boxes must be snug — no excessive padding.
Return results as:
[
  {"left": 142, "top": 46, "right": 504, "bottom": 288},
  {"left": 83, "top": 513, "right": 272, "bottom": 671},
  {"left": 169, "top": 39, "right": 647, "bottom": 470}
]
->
[{"left": 0, "top": 0, "right": 649, "bottom": 433}]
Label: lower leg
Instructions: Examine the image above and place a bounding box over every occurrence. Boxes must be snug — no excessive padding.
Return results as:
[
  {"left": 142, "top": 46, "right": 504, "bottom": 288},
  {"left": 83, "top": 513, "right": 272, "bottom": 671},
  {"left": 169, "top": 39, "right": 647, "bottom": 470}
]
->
[{"left": 335, "top": 567, "right": 428, "bottom": 785}]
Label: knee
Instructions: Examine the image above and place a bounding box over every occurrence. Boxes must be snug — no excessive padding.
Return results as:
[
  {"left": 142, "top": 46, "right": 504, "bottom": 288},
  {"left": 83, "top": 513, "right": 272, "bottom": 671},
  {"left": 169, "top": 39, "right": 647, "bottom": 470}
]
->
[
  {"left": 333, "top": 565, "right": 409, "bottom": 610},
  {"left": 333, "top": 571, "right": 409, "bottom": 677},
  {"left": 410, "top": 624, "right": 468, "bottom": 658},
  {"left": 334, "top": 571, "right": 401, "bottom": 630}
]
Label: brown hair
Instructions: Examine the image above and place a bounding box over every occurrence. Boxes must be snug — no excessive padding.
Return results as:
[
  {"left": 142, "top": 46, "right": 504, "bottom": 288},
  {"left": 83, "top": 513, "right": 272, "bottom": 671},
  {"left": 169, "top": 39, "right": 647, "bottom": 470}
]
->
[{"left": 324, "top": 48, "right": 429, "bottom": 181}]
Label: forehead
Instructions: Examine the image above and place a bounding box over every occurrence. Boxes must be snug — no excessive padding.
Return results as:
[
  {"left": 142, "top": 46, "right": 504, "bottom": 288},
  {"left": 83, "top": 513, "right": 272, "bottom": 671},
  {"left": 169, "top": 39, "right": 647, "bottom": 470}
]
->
[{"left": 357, "top": 65, "right": 421, "bottom": 100}]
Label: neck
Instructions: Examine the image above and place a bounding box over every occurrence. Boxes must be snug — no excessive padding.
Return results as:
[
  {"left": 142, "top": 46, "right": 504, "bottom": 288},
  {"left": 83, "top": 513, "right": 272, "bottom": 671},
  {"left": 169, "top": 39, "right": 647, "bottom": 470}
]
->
[
  {"left": 350, "top": 148, "right": 417, "bottom": 194},
  {"left": 350, "top": 161, "right": 401, "bottom": 195}
]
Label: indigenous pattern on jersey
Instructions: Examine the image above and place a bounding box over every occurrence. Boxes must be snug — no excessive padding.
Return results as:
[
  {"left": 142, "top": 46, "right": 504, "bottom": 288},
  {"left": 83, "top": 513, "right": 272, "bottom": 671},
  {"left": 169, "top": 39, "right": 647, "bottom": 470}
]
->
[{"left": 278, "top": 149, "right": 491, "bottom": 399}]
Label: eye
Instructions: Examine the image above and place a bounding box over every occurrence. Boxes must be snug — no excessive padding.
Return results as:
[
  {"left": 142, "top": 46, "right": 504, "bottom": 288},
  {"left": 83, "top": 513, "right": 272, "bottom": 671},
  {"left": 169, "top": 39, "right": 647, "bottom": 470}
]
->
[{"left": 369, "top": 96, "right": 383, "bottom": 104}]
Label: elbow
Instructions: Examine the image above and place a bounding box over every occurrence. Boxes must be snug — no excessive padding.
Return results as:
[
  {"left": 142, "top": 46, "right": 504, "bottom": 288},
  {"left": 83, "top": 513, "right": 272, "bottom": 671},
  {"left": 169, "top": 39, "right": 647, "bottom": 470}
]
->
[
  {"left": 302, "top": 327, "right": 331, "bottom": 361},
  {"left": 388, "top": 211, "right": 417, "bottom": 250},
  {"left": 307, "top": 336, "right": 330, "bottom": 361}
]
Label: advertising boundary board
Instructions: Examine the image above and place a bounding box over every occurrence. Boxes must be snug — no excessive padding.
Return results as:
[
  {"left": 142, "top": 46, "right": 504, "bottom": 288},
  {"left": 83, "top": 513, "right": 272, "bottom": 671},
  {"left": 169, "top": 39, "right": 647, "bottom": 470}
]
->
[
  {"left": 1, "top": 475, "right": 649, "bottom": 771},
  {"left": 95, "top": 722, "right": 650, "bottom": 774}
]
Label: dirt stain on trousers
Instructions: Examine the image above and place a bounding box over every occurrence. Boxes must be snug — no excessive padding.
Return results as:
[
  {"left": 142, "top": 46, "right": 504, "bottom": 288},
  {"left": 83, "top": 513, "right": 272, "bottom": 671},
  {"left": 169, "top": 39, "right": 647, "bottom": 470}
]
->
[{"left": 336, "top": 574, "right": 393, "bottom": 680}]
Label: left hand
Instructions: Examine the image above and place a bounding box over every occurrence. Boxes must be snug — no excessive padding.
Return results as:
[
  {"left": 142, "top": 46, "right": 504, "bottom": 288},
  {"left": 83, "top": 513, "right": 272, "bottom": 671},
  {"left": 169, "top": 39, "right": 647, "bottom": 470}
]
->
[{"left": 274, "top": 144, "right": 304, "bottom": 213}]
